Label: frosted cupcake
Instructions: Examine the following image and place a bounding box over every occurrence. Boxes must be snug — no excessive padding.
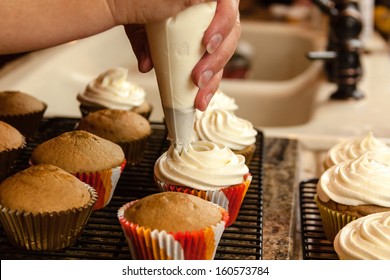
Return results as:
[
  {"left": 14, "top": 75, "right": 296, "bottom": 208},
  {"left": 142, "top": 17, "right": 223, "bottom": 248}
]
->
[
  {"left": 334, "top": 211, "right": 390, "bottom": 260},
  {"left": 154, "top": 140, "right": 252, "bottom": 227},
  {"left": 205, "top": 89, "right": 238, "bottom": 113},
  {"left": 0, "top": 164, "right": 97, "bottom": 251},
  {"left": 316, "top": 151, "right": 390, "bottom": 242},
  {"left": 194, "top": 109, "right": 257, "bottom": 165},
  {"left": 323, "top": 132, "right": 390, "bottom": 170},
  {"left": 30, "top": 130, "right": 126, "bottom": 210},
  {"left": 118, "top": 192, "right": 229, "bottom": 260},
  {"left": 77, "top": 67, "right": 153, "bottom": 119}
]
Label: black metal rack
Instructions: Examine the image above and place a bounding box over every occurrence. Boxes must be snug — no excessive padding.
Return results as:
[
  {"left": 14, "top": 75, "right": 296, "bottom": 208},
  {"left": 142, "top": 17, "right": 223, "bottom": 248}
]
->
[
  {"left": 299, "top": 179, "right": 338, "bottom": 260},
  {"left": 0, "top": 117, "right": 264, "bottom": 260}
]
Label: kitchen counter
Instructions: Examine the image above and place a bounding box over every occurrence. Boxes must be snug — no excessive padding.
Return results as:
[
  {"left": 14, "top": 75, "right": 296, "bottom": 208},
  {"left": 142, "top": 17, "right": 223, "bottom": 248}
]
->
[{"left": 262, "top": 137, "right": 300, "bottom": 260}]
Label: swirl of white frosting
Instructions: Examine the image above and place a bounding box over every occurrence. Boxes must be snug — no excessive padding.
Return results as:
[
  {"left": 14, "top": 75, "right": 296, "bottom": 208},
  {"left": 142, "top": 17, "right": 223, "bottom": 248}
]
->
[
  {"left": 196, "top": 90, "right": 238, "bottom": 120},
  {"left": 207, "top": 90, "right": 238, "bottom": 112},
  {"left": 77, "top": 67, "right": 145, "bottom": 110},
  {"left": 334, "top": 211, "right": 390, "bottom": 259},
  {"left": 317, "top": 152, "right": 390, "bottom": 206},
  {"left": 154, "top": 140, "right": 249, "bottom": 190},
  {"left": 324, "top": 132, "right": 390, "bottom": 169},
  {"left": 194, "top": 109, "right": 257, "bottom": 150}
]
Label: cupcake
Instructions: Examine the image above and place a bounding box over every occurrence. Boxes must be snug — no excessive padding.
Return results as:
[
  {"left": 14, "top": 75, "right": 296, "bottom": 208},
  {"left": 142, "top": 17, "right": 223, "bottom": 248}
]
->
[
  {"left": 118, "top": 192, "right": 229, "bottom": 260},
  {"left": 154, "top": 140, "right": 252, "bottom": 227},
  {"left": 0, "top": 90, "right": 47, "bottom": 138},
  {"left": 323, "top": 132, "right": 390, "bottom": 170},
  {"left": 76, "top": 109, "right": 152, "bottom": 166},
  {"left": 77, "top": 67, "right": 153, "bottom": 119},
  {"left": 334, "top": 211, "right": 390, "bottom": 260},
  {"left": 0, "top": 121, "right": 25, "bottom": 182},
  {"left": 194, "top": 109, "right": 257, "bottom": 165},
  {"left": 316, "top": 151, "right": 390, "bottom": 242},
  {"left": 30, "top": 130, "right": 126, "bottom": 210},
  {"left": 0, "top": 164, "right": 97, "bottom": 251}
]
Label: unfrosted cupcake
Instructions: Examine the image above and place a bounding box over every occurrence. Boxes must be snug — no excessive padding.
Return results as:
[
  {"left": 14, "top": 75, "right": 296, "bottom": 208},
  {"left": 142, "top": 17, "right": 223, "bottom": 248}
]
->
[
  {"left": 194, "top": 109, "right": 257, "bottom": 165},
  {"left": 154, "top": 140, "right": 252, "bottom": 227},
  {"left": 316, "top": 151, "right": 390, "bottom": 242},
  {"left": 0, "top": 90, "right": 47, "bottom": 138},
  {"left": 323, "top": 132, "right": 390, "bottom": 170},
  {"left": 30, "top": 130, "right": 126, "bottom": 210},
  {"left": 334, "top": 211, "right": 390, "bottom": 260},
  {"left": 76, "top": 109, "right": 151, "bottom": 166},
  {"left": 0, "top": 164, "right": 97, "bottom": 251},
  {"left": 77, "top": 67, "right": 152, "bottom": 119},
  {"left": 118, "top": 192, "right": 229, "bottom": 260},
  {"left": 0, "top": 121, "right": 25, "bottom": 182}
]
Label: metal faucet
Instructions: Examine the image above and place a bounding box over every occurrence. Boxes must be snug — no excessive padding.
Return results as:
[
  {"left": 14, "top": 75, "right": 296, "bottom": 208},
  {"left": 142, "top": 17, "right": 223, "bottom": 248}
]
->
[{"left": 308, "top": 0, "right": 364, "bottom": 100}]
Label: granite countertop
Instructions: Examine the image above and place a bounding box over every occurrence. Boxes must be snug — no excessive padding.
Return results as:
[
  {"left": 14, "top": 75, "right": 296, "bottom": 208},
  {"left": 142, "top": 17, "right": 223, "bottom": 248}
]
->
[{"left": 262, "top": 137, "right": 300, "bottom": 260}]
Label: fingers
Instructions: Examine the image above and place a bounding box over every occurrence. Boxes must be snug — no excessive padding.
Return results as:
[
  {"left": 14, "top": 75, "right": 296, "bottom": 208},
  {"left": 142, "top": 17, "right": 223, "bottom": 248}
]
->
[
  {"left": 124, "top": 24, "right": 153, "bottom": 73},
  {"left": 195, "top": 69, "right": 223, "bottom": 111},
  {"left": 203, "top": 0, "right": 240, "bottom": 54},
  {"left": 192, "top": 0, "right": 241, "bottom": 110}
]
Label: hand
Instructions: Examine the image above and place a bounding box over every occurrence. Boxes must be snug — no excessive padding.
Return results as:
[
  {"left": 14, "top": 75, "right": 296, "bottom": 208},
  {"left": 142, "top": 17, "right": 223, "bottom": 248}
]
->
[
  {"left": 193, "top": 0, "right": 241, "bottom": 111},
  {"left": 125, "top": 0, "right": 241, "bottom": 111}
]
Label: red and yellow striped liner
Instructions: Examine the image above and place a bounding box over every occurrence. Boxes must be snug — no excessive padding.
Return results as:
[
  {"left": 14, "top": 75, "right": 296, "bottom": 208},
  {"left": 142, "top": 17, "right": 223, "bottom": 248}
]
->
[
  {"left": 74, "top": 160, "right": 126, "bottom": 210},
  {"left": 155, "top": 173, "right": 252, "bottom": 227},
  {"left": 118, "top": 201, "right": 229, "bottom": 260}
]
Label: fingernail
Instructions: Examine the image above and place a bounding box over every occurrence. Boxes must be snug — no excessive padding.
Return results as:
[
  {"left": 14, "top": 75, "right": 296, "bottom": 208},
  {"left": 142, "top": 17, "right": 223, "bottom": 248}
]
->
[
  {"left": 206, "top": 33, "right": 222, "bottom": 54},
  {"left": 205, "top": 93, "right": 214, "bottom": 105},
  {"left": 198, "top": 70, "right": 213, "bottom": 88}
]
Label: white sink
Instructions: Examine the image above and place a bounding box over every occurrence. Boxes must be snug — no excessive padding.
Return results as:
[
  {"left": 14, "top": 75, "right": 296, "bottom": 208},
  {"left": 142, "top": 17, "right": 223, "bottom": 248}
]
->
[
  {"left": 220, "top": 21, "right": 326, "bottom": 127},
  {"left": 0, "top": 21, "right": 326, "bottom": 128}
]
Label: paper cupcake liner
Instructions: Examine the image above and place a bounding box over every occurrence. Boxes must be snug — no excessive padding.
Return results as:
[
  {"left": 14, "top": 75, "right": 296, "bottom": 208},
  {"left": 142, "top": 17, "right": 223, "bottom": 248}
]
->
[
  {"left": 75, "top": 160, "right": 126, "bottom": 210},
  {"left": 155, "top": 174, "right": 252, "bottom": 227},
  {"left": 314, "top": 195, "right": 357, "bottom": 242},
  {"left": 0, "top": 146, "right": 24, "bottom": 182},
  {"left": 118, "top": 134, "right": 150, "bottom": 166},
  {"left": 0, "top": 184, "right": 97, "bottom": 251},
  {"left": 118, "top": 200, "right": 229, "bottom": 260},
  {"left": 0, "top": 104, "right": 47, "bottom": 138}
]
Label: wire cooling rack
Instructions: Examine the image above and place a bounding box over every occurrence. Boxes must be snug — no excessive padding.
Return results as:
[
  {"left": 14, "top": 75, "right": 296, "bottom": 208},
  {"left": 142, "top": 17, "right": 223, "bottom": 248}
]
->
[
  {"left": 0, "top": 117, "right": 264, "bottom": 260},
  {"left": 299, "top": 179, "right": 338, "bottom": 260}
]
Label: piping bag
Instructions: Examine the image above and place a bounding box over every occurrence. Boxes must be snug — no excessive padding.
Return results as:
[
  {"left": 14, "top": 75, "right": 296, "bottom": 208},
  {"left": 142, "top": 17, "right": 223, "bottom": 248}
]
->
[{"left": 146, "top": 2, "right": 217, "bottom": 152}]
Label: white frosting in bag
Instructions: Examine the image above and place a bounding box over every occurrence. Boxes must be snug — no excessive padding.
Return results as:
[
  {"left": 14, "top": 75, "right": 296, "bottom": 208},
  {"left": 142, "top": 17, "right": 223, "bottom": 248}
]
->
[{"left": 146, "top": 3, "right": 217, "bottom": 149}]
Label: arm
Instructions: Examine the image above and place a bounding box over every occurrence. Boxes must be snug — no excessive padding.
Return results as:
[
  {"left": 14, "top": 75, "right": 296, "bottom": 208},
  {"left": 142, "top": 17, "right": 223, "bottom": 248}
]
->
[
  {"left": 0, "top": 0, "right": 211, "bottom": 54},
  {"left": 0, "top": 0, "right": 115, "bottom": 54}
]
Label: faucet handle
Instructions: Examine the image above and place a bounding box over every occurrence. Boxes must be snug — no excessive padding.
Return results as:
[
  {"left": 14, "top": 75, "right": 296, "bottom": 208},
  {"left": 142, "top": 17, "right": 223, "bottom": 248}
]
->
[{"left": 306, "top": 51, "right": 337, "bottom": 60}]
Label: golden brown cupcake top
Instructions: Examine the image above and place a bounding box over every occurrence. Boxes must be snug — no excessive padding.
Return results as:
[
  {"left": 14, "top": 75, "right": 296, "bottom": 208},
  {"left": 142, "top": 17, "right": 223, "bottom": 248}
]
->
[
  {"left": 130, "top": 101, "right": 152, "bottom": 116},
  {"left": 30, "top": 130, "right": 125, "bottom": 173},
  {"left": 0, "top": 121, "right": 25, "bottom": 151},
  {"left": 0, "top": 91, "right": 47, "bottom": 115},
  {"left": 0, "top": 164, "right": 91, "bottom": 214},
  {"left": 76, "top": 109, "right": 151, "bottom": 142},
  {"left": 124, "top": 192, "right": 223, "bottom": 232}
]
